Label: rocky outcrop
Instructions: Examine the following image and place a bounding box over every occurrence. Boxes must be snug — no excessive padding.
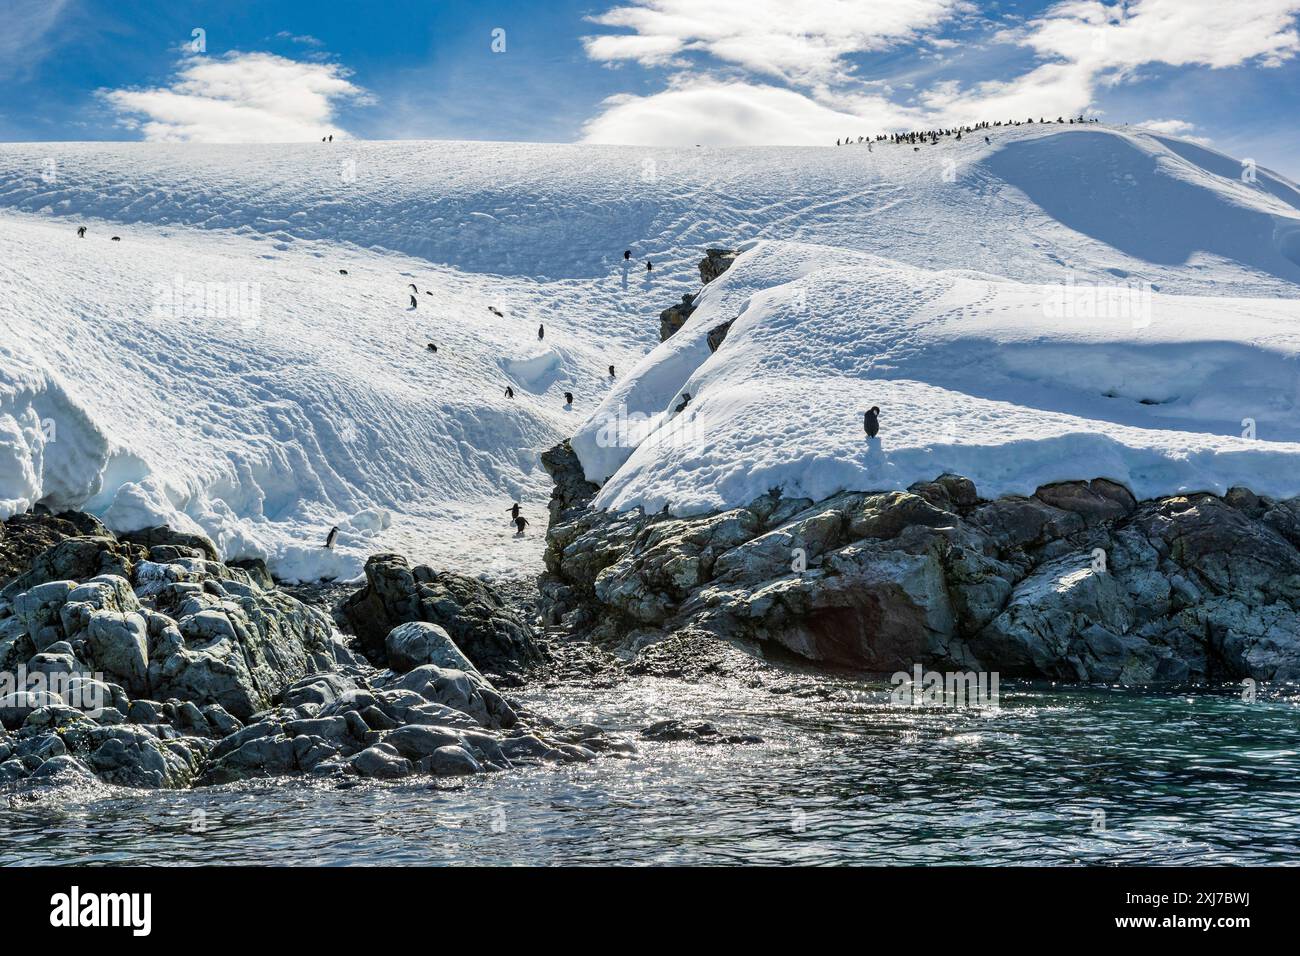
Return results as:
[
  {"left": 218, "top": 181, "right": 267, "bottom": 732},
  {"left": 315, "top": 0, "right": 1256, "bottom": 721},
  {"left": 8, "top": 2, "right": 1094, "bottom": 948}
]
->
[
  {"left": 659, "top": 293, "right": 696, "bottom": 341},
  {"left": 342, "top": 553, "right": 545, "bottom": 682},
  {"left": 706, "top": 320, "right": 734, "bottom": 352},
  {"left": 698, "top": 248, "right": 738, "bottom": 284},
  {"left": 540, "top": 464, "right": 1300, "bottom": 683},
  {"left": 0, "top": 522, "right": 628, "bottom": 791}
]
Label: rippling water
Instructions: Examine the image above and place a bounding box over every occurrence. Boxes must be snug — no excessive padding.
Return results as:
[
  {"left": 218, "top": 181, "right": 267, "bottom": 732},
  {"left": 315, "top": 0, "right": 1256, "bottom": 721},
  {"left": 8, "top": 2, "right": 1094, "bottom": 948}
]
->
[{"left": 4, "top": 678, "right": 1298, "bottom": 866}]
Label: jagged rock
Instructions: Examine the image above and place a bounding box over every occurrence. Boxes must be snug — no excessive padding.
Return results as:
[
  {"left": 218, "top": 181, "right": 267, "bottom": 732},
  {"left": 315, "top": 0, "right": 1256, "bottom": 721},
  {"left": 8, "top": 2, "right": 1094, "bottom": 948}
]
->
[
  {"left": 382, "top": 664, "right": 516, "bottom": 729},
  {"left": 1, "top": 536, "right": 145, "bottom": 602},
  {"left": 146, "top": 585, "right": 338, "bottom": 719},
  {"left": 706, "top": 319, "right": 733, "bottom": 352},
  {"left": 0, "top": 510, "right": 111, "bottom": 591},
  {"left": 343, "top": 553, "right": 542, "bottom": 679},
  {"left": 698, "top": 248, "right": 738, "bottom": 283},
  {"left": 540, "top": 470, "right": 1300, "bottom": 682},
  {"left": 659, "top": 293, "right": 696, "bottom": 341},
  {"left": 118, "top": 526, "right": 220, "bottom": 562}
]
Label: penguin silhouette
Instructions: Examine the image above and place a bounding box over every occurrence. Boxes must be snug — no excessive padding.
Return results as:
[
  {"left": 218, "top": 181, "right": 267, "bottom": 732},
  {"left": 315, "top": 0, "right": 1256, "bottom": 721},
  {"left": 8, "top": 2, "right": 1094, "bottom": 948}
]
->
[
  {"left": 426, "top": 343, "right": 437, "bottom": 353},
  {"left": 504, "top": 386, "right": 514, "bottom": 399},
  {"left": 339, "top": 269, "right": 348, "bottom": 275},
  {"left": 409, "top": 283, "right": 418, "bottom": 293},
  {"left": 864, "top": 406, "right": 880, "bottom": 438},
  {"left": 608, "top": 365, "right": 615, "bottom": 379},
  {"left": 623, "top": 250, "right": 631, "bottom": 260},
  {"left": 76, "top": 226, "right": 86, "bottom": 238},
  {"left": 646, "top": 261, "right": 653, "bottom": 272},
  {"left": 507, "top": 502, "right": 521, "bottom": 521},
  {"left": 409, "top": 294, "right": 418, "bottom": 308},
  {"left": 538, "top": 324, "right": 545, "bottom": 340},
  {"left": 489, "top": 306, "right": 503, "bottom": 317},
  {"left": 324, "top": 526, "right": 339, "bottom": 549},
  {"left": 514, "top": 515, "right": 529, "bottom": 535},
  {"left": 564, "top": 391, "right": 573, "bottom": 406},
  {"left": 111, "top": 236, "right": 121, "bottom": 241}
]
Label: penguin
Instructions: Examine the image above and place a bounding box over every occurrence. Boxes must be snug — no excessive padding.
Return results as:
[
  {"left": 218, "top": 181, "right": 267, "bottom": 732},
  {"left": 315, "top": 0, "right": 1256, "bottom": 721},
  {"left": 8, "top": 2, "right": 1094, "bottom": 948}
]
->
[
  {"left": 409, "top": 294, "right": 418, "bottom": 308},
  {"left": 514, "top": 515, "right": 529, "bottom": 535},
  {"left": 564, "top": 391, "right": 573, "bottom": 406},
  {"left": 674, "top": 392, "right": 691, "bottom": 414},
  {"left": 339, "top": 269, "right": 348, "bottom": 275},
  {"left": 324, "top": 526, "right": 339, "bottom": 549},
  {"left": 864, "top": 406, "right": 880, "bottom": 438},
  {"left": 426, "top": 343, "right": 437, "bottom": 353},
  {"left": 984, "top": 136, "right": 990, "bottom": 144},
  {"left": 646, "top": 260, "right": 653, "bottom": 272},
  {"left": 409, "top": 283, "right": 418, "bottom": 293},
  {"left": 504, "top": 386, "right": 514, "bottom": 399},
  {"left": 76, "top": 226, "right": 86, "bottom": 238},
  {"left": 608, "top": 365, "right": 615, "bottom": 379},
  {"left": 328, "top": 134, "right": 333, "bottom": 143},
  {"left": 322, "top": 136, "right": 327, "bottom": 142},
  {"left": 507, "top": 502, "right": 521, "bottom": 521},
  {"left": 426, "top": 290, "right": 433, "bottom": 295},
  {"left": 111, "top": 236, "right": 121, "bottom": 241},
  {"left": 623, "top": 250, "right": 631, "bottom": 260},
  {"left": 488, "top": 306, "right": 503, "bottom": 317},
  {"left": 538, "top": 324, "right": 545, "bottom": 340}
]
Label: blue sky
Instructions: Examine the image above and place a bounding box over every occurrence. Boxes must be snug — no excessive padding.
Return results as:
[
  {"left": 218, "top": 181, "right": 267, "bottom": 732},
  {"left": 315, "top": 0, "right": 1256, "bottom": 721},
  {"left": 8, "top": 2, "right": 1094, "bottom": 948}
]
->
[{"left": 4, "top": 0, "right": 1300, "bottom": 177}]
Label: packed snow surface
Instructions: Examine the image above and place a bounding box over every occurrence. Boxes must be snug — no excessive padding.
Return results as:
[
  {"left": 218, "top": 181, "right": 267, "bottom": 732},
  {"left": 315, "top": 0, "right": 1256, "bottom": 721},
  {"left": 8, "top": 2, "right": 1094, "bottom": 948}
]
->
[{"left": 2, "top": 125, "right": 1300, "bottom": 579}]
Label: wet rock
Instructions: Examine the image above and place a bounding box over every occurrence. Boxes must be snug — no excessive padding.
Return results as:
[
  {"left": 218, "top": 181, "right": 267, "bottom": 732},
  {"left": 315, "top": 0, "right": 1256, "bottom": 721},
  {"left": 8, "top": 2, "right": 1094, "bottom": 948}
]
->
[
  {"left": 426, "top": 744, "right": 481, "bottom": 775},
  {"left": 351, "top": 743, "right": 412, "bottom": 779},
  {"left": 343, "top": 553, "right": 542, "bottom": 680},
  {"left": 386, "top": 621, "right": 475, "bottom": 674}
]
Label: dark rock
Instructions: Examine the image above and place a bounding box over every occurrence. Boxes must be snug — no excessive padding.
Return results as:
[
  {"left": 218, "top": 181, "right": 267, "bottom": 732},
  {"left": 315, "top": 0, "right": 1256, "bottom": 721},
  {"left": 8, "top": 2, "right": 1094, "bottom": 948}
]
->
[
  {"left": 343, "top": 553, "right": 543, "bottom": 679},
  {"left": 699, "top": 248, "right": 738, "bottom": 284},
  {"left": 118, "top": 526, "right": 220, "bottom": 562}
]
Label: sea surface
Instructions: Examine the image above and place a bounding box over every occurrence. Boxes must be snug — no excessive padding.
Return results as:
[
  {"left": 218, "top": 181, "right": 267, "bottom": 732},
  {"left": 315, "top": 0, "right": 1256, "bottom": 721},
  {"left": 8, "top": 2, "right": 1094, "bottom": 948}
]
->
[{"left": 3, "top": 677, "right": 1297, "bottom": 866}]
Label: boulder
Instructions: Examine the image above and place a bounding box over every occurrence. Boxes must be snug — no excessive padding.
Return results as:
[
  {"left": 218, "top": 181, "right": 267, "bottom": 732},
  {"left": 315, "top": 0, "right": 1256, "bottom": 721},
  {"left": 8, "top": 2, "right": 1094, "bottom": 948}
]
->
[{"left": 343, "top": 553, "right": 542, "bottom": 679}]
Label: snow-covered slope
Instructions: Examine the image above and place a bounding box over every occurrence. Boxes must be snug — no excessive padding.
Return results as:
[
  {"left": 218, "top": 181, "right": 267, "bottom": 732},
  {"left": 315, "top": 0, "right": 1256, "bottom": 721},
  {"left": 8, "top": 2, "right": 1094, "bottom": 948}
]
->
[{"left": 3, "top": 124, "right": 1299, "bottom": 579}]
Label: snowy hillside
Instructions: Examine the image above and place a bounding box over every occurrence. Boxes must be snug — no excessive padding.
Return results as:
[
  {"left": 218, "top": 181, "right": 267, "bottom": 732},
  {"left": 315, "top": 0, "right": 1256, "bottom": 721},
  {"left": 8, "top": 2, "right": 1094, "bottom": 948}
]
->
[{"left": 3, "top": 124, "right": 1300, "bottom": 579}]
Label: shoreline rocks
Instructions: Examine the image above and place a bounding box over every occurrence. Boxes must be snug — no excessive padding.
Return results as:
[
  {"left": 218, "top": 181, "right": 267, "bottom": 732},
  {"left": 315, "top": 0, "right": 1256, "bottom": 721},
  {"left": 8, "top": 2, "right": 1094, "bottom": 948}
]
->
[
  {"left": 0, "top": 516, "right": 628, "bottom": 793},
  {"left": 538, "top": 451, "right": 1300, "bottom": 684}
]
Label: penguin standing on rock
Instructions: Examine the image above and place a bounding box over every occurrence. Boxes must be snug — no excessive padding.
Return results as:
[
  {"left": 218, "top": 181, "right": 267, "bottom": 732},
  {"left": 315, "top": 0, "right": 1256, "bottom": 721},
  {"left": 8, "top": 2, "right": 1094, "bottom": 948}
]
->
[
  {"left": 864, "top": 406, "right": 880, "bottom": 438},
  {"left": 324, "top": 526, "right": 339, "bottom": 549}
]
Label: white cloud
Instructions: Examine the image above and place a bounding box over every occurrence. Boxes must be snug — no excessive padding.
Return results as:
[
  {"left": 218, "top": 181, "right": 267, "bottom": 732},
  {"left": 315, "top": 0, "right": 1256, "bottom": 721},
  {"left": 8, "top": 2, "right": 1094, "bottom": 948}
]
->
[
  {"left": 0, "top": 0, "right": 72, "bottom": 79},
  {"left": 103, "top": 52, "right": 370, "bottom": 143},
  {"left": 580, "top": 0, "right": 1300, "bottom": 145},
  {"left": 584, "top": 0, "right": 968, "bottom": 84},
  {"left": 1138, "top": 118, "right": 1213, "bottom": 145},
  {"left": 581, "top": 79, "right": 926, "bottom": 145}
]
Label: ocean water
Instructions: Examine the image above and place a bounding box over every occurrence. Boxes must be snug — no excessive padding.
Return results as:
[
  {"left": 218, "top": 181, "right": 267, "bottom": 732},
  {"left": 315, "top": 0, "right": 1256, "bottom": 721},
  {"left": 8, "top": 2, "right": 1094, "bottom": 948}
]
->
[{"left": 3, "top": 677, "right": 1297, "bottom": 866}]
